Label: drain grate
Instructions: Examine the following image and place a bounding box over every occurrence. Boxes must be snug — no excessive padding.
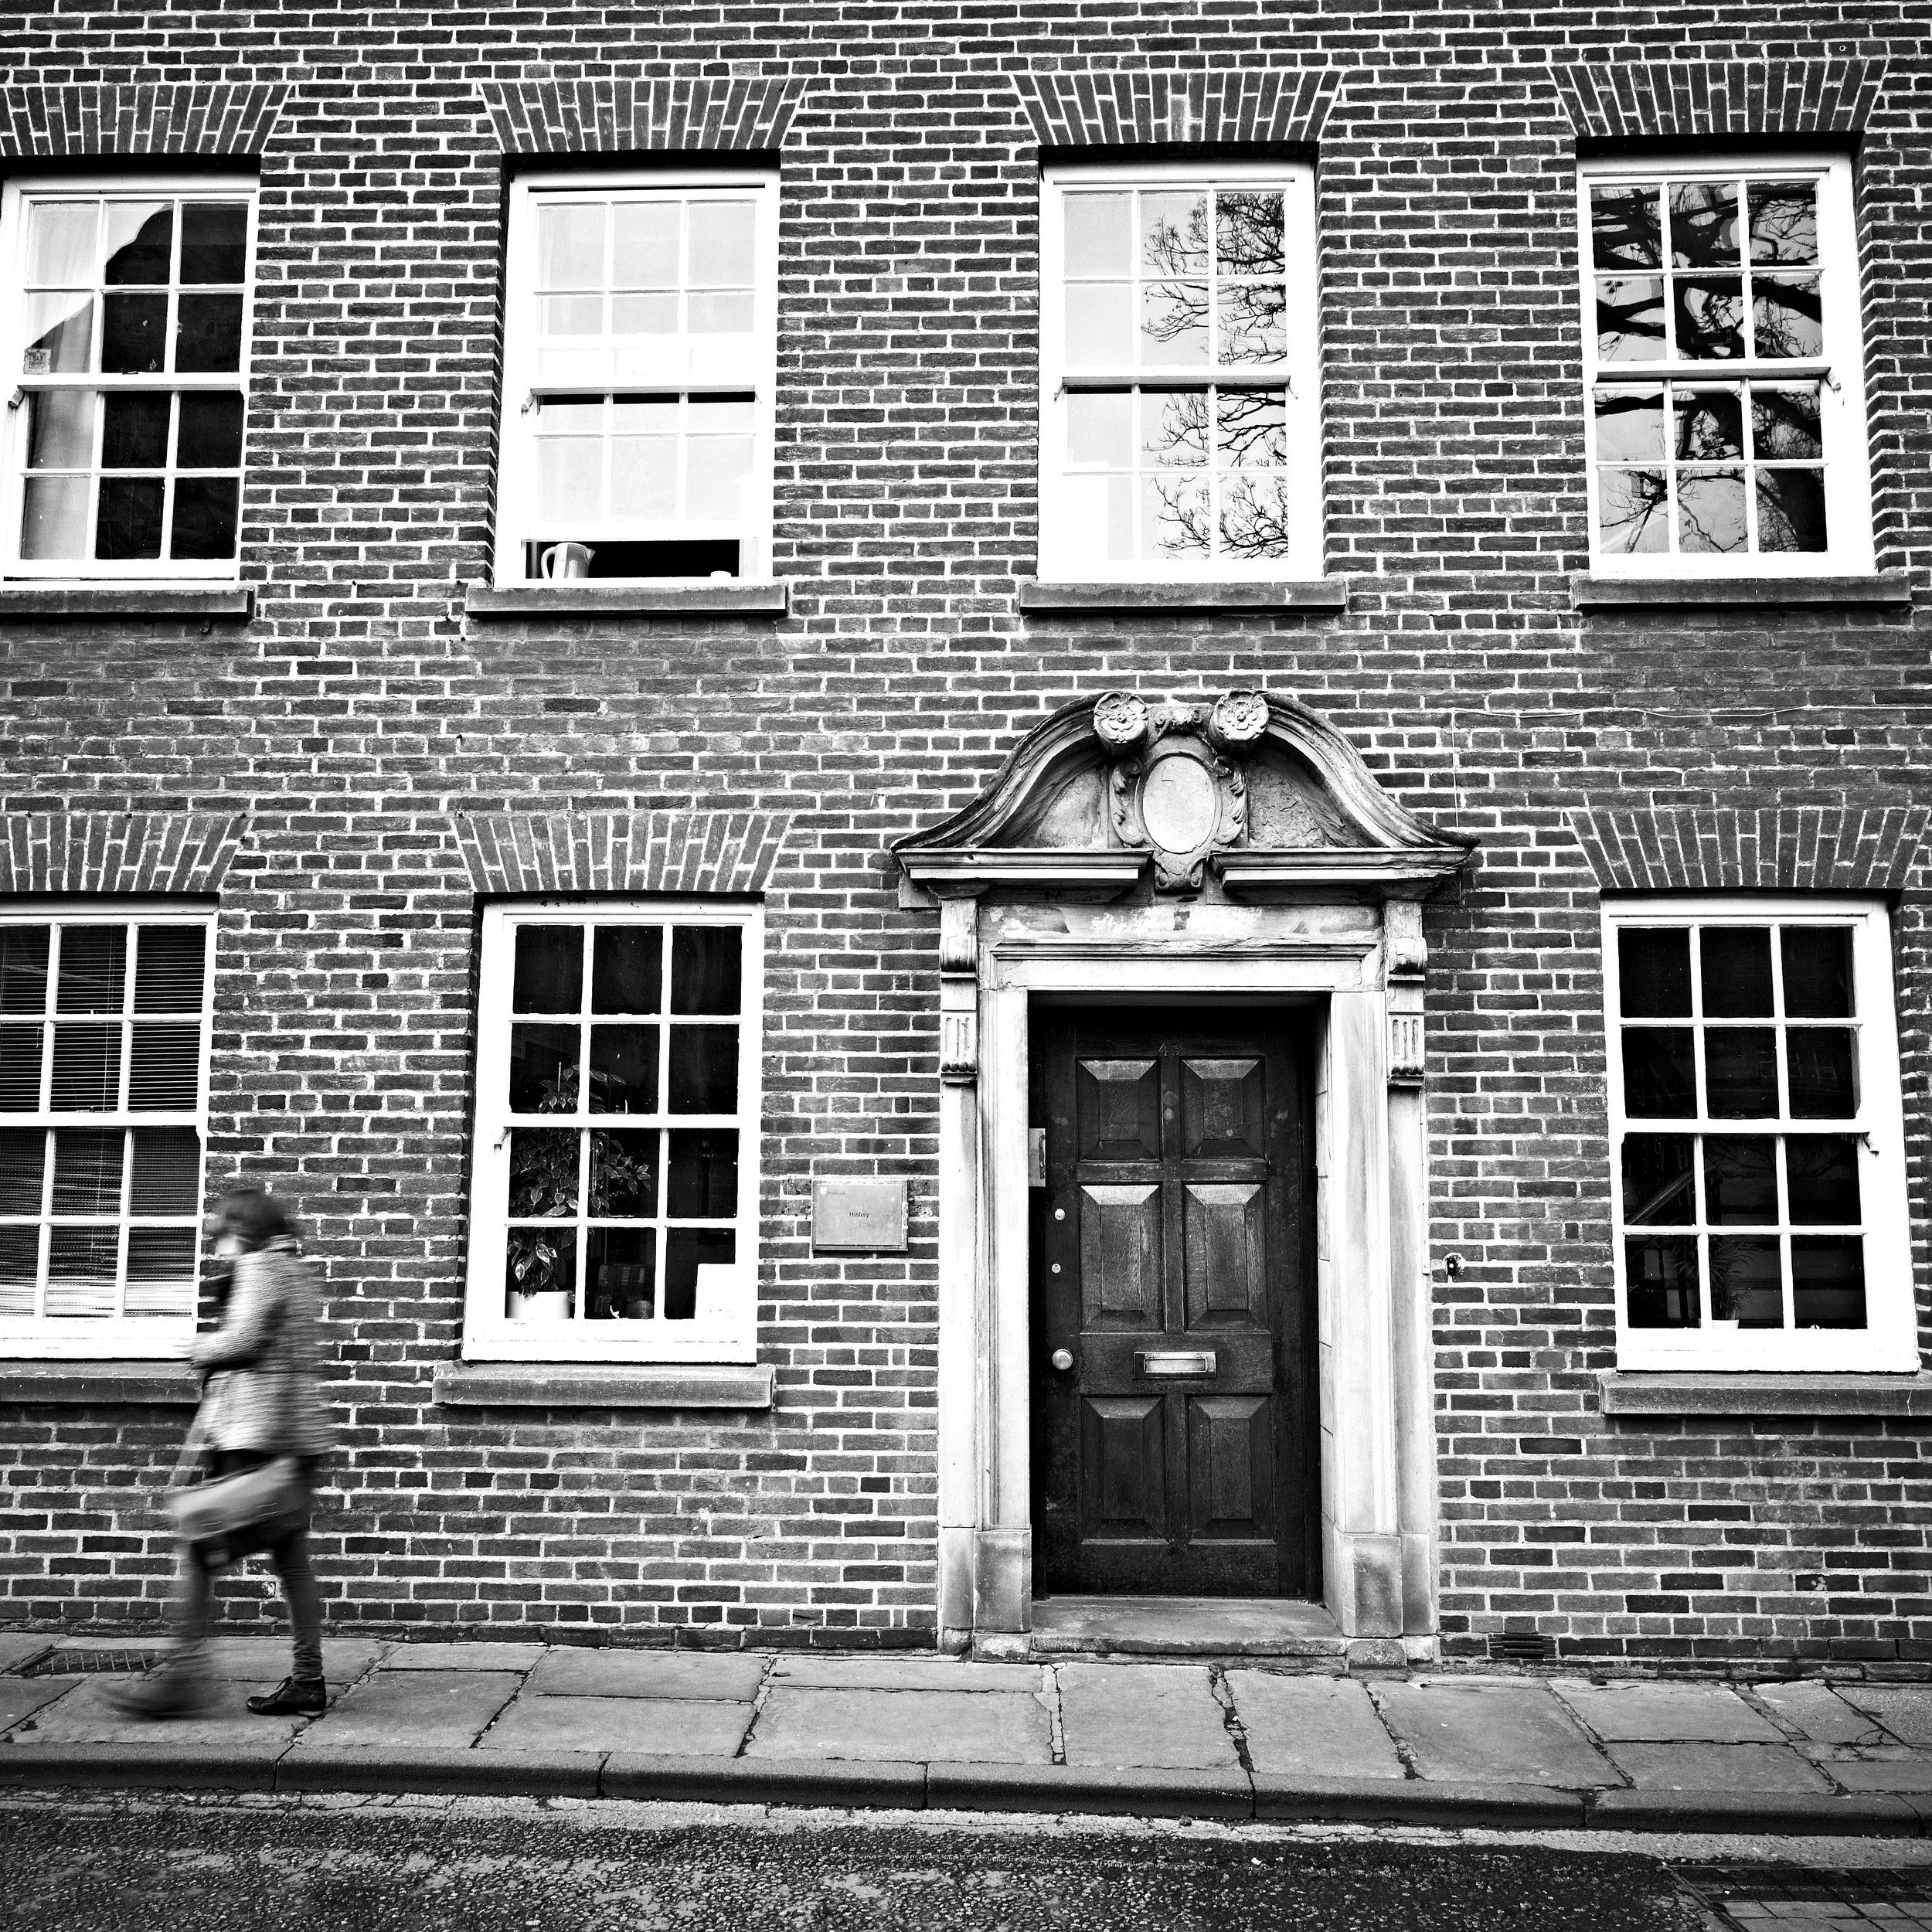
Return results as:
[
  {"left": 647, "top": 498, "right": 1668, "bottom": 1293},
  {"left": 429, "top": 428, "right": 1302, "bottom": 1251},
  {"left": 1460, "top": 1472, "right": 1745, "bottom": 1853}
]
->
[
  {"left": 25, "top": 1647, "right": 166, "bottom": 1677},
  {"left": 1679, "top": 1864, "right": 1932, "bottom": 1930}
]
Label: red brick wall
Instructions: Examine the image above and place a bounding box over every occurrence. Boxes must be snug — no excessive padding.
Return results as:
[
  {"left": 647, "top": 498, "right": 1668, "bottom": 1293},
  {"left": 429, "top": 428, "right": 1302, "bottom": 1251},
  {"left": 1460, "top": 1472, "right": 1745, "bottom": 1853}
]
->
[{"left": 0, "top": 6, "right": 1927, "bottom": 1662}]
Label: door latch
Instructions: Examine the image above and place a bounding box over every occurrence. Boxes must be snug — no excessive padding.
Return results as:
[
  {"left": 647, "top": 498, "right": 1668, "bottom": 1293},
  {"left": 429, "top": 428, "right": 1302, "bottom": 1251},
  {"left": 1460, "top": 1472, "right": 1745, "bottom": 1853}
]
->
[{"left": 1028, "top": 1129, "right": 1046, "bottom": 1187}]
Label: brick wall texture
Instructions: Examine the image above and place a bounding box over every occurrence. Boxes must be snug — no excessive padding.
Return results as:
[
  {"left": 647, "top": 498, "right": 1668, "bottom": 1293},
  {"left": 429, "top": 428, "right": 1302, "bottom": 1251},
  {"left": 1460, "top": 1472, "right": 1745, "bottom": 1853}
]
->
[{"left": 0, "top": 4, "right": 1928, "bottom": 1667}]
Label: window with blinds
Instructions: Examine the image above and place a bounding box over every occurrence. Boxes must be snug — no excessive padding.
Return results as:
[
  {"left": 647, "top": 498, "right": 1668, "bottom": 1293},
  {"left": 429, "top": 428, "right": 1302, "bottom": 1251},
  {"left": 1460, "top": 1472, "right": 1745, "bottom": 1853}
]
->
[{"left": 0, "top": 913, "right": 212, "bottom": 1347}]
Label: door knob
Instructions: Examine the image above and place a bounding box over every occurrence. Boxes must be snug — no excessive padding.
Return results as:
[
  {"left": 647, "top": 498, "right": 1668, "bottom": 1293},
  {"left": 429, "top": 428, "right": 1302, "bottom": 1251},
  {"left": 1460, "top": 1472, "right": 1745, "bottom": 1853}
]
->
[{"left": 1050, "top": 1349, "right": 1073, "bottom": 1372}]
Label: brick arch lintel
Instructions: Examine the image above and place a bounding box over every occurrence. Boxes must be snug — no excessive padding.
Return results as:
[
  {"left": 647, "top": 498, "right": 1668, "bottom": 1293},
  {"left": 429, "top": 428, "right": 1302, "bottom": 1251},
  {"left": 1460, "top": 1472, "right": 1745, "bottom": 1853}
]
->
[
  {"left": 451, "top": 811, "right": 789, "bottom": 898},
  {"left": 0, "top": 83, "right": 290, "bottom": 158},
  {"left": 1566, "top": 804, "right": 1932, "bottom": 896},
  {"left": 1010, "top": 65, "right": 1342, "bottom": 149},
  {"left": 478, "top": 76, "right": 808, "bottom": 155},
  {"left": 0, "top": 812, "right": 248, "bottom": 896},
  {"left": 1550, "top": 56, "right": 1889, "bottom": 143}
]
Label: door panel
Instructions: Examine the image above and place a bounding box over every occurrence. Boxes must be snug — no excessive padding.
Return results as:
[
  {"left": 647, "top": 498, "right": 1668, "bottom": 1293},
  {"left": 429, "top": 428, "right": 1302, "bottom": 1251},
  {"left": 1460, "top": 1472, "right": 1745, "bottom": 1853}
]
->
[{"left": 1032, "top": 1007, "right": 1317, "bottom": 1599}]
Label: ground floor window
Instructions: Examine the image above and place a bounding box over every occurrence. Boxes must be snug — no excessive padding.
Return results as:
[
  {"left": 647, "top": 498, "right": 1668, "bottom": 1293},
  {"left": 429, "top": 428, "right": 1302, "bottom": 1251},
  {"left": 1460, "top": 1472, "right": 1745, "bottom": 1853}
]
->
[
  {"left": 0, "top": 905, "right": 213, "bottom": 1357},
  {"left": 462, "top": 899, "right": 762, "bottom": 1363},
  {"left": 1604, "top": 896, "right": 1913, "bottom": 1372}
]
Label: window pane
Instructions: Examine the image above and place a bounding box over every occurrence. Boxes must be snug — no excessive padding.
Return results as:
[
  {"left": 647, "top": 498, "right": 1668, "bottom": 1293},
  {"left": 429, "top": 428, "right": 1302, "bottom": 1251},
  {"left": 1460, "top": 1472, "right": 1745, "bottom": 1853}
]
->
[
  {"left": 125, "top": 1226, "right": 196, "bottom": 1316},
  {"left": 180, "top": 202, "right": 249, "bottom": 284},
  {"left": 129, "top": 1127, "right": 200, "bottom": 1216},
  {"left": 589, "top": 1128, "right": 657, "bottom": 1218},
  {"left": 1219, "top": 474, "right": 1292, "bottom": 561},
  {"left": 100, "top": 291, "right": 168, "bottom": 374},
  {"left": 1704, "top": 1029, "right": 1778, "bottom": 1117},
  {"left": 1785, "top": 1135, "right": 1860, "bottom": 1225},
  {"left": 1626, "top": 1235, "right": 1699, "bottom": 1327},
  {"left": 0, "top": 1226, "right": 38, "bottom": 1318},
  {"left": 104, "top": 204, "right": 172, "bottom": 284},
  {"left": 1595, "top": 276, "right": 1665, "bottom": 361},
  {"left": 1141, "top": 389, "right": 1208, "bottom": 468},
  {"left": 0, "top": 930, "right": 50, "bottom": 1013},
  {"left": 671, "top": 927, "right": 740, "bottom": 1015},
  {"left": 506, "top": 1223, "right": 576, "bottom": 1313},
  {"left": 1621, "top": 1133, "right": 1694, "bottom": 1225},
  {"left": 1622, "top": 1029, "right": 1696, "bottom": 1117},
  {"left": 1747, "top": 182, "right": 1818, "bottom": 264},
  {"left": 538, "top": 204, "right": 606, "bottom": 288},
  {"left": 58, "top": 928, "right": 127, "bottom": 1012},
  {"left": 26, "top": 201, "right": 98, "bottom": 284},
  {"left": 22, "top": 291, "right": 94, "bottom": 375},
  {"left": 96, "top": 477, "right": 165, "bottom": 558},
  {"left": 609, "top": 434, "right": 677, "bottom": 520},
  {"left": 0, "top": 1128, "right": 46, "bottom": 1213},
  {"left": 592, "top": 927, "right": 662, "bottom": 1015},
  {"left": 1751, "top": 276, "right": 1821, "bottom": 359},
  {"left": 1216, "top": 389, "right": 1287, "bottom": 468},
  {"left": 668, "top": 1128, "right": 737, "bottom": 1218},
  {"left": 1672, "top": 278, "right": 1743, "bottom": 360},
  {"left": 45, "top": 1225, "right": 119, "bottom": 1318},
  {"left": 688, "top": 202, "right": 755, "bottom": 287},
  {"left": 1676, "top": 468, "right": 1746, "bottom": 553},
  {"left": 588, "top": 1024, "right": 658, "bottom": 1114},
  {"left": 134, "top": 927, "right": 205, "bottom": 1014},
  {"left": 1066, "top": 283, "right": 1131, "bottom": 366},
  {"left": 1594, "top": 387, "right": 1663, "bottom": 461},
  {"left": 1699, "top": 926, "right": 1772, "bottom": 1016},
  {"left": 1067, "top": 389, "right": 1132, "bottom": 468},
  {"left": 0, "top": 1026, "right": 45, "bottom": 1111},
  {"left": 101, "top": 393, "right": 171, "bottom": 469},
  {"left": 1675, "top": 389, "right": 1743, "bottom": 462},
  {"left": 543, "top": 294, "right": 605, "bottom": 337},
  {"left": 685, "top": 434, "right": 753, "bottom": 520},
  {"left": 52, "top": 1128, "right": 123, "bottom": 1215},
  {"left": 1141, "top": 281, "right": 1208, "bottom": 364},
  {"left": 508, "top": 1127, "right": 580, "bottom": 1218},
  {"left": 1217, "top": 191, "right": 1284, "bottom": 274},
  {"left": 1787, "top": 1029, "right": 1855, "bottom": 1118},
  {"left": 1617, "top": 929, "right": 1692, "bottom": 1017},
  {"left": 1668, "top": 181, "right": 1740, "bottom": 267},
  {"left": 176, "top": 392, "right": 246, "bottom": 468},
  {"left": 509, "top": 1022, "right": 579, "bottom": 1113},
  {"left": 1781, "top": 929, "right": 1852, "bottom": 1018},
  {"left": 1141, "top": 192, "right": 1206, "bottom": 274},
  {"left": 1216, "top": 281, "right": 1284, "bottom": 365},
  {"left": 27, "top": 390, "right": 96, "bottom": 469},
  {"left": 128, "top": 1025, "right": 199, "bottom": 1110},
  {"left": 1791, "top": 1236, "right": 1865, "bottom": 1328},
  {"left": 1756, "top": 471, "right": 1827, "bottom": 555},
  {"left": 1702, "top": 1136, "right": 1777, "bottom": 1223},
  {"left": 664, "top": 1226, "right": 733, "bottom": 1321},
  {"left": 513, "top": 927, "right": 583, "bottom": 1013},
  {"left": 1143, "top": 473, "right": 1210, "bottom": 560},
  {"left": 20, "top": 477, "right": 90, "bottom": 560},
  {"left": 668, "top": 1026, "right": 737, "bottom": 1114},
  {"left": 1597, "top": 468, "right": 1668, "bottom": 553},
  {"left": 1709, "top": 1235, "right": 1782, "bottom": 1327},
  {"left": 587, "top": 1225, "right": 655, "bottom": 1319},
  {"left": 536, "top": 437, "right": 603, "bottom": 522},
  {"left": 171, "top": 478, "right": 240, "bottom": 560},
  {"left": 1751, "top": 386, "right": 1821, "bottom": 461},
  {"left": 1064, "top": 193, "right": 1131, "bottom": 277},
  {"left": 688, "top": 291, "right": 754, "bottom": 334},
  {"left": 611, "top": 202, "right": 679, "bottom": 287},
  {"left": 1592, "top": 183, "right": 1663, "bottom": 268}
]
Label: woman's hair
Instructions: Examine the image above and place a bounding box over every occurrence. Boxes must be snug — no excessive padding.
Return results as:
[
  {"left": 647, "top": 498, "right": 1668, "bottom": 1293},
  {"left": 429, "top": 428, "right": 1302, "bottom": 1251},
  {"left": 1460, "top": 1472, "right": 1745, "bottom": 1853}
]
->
[{"left": 211, "top": 1186, "right": 303, "bottom": 1250}]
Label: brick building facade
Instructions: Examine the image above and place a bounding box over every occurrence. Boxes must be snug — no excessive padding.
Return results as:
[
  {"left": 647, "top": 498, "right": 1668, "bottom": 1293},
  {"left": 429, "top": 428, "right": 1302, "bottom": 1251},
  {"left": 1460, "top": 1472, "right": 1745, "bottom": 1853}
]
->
[{"left": 0, "top": 2, "right": 1927, "bottom": 1668}]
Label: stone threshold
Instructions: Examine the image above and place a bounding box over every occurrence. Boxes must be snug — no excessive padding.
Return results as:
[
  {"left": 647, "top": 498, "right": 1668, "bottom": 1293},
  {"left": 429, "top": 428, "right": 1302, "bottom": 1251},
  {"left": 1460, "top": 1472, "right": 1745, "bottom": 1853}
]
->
[{"left": 1006, "top": 1594, "right": 1400, "bottom": 1663}]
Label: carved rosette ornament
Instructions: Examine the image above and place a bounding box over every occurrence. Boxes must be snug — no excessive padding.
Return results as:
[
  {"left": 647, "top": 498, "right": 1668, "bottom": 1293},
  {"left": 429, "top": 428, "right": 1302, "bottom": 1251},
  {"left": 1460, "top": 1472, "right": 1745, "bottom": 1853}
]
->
[{"left": 1096, "top": 689, "right": 1267, "bottom": 891}]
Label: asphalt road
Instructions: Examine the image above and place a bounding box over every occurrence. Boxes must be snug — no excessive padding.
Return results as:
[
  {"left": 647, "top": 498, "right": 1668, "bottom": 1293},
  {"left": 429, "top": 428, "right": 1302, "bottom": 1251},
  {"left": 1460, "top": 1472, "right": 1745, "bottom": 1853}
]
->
[{"left": 0, "top": 1794, "right": 1736, "bottom": 1932}]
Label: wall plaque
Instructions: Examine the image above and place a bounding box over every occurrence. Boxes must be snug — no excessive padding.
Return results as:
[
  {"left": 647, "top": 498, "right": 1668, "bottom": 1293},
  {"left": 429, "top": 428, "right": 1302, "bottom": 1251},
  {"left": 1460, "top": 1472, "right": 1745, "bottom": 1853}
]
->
[{"left": 811, "top": 1177, "right": 909, "bottom": 1253}]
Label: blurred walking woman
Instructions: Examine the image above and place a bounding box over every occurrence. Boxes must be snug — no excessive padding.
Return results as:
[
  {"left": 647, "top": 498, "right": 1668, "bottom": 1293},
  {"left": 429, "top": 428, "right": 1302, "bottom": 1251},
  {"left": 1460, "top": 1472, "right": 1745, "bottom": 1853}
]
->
[{"left": 109, "top": 1186, "right": 337, "bottom": 1719}]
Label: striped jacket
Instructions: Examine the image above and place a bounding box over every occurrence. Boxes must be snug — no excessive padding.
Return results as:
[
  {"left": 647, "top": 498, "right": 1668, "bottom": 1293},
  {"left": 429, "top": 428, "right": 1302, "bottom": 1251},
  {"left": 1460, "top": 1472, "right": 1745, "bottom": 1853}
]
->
[{"left": 191, "top": 1240, "right": 336, "bottom": 1458}]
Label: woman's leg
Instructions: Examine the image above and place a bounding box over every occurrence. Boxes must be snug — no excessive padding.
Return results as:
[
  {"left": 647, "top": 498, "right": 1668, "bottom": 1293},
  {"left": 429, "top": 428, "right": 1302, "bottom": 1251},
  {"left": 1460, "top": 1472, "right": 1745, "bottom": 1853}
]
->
[
  {"left": 170, "top": 1539, "right": 217, "bottom": 1668},
  {"left": 270, "top": 1525, "right": 325, "bottom": 1684}
]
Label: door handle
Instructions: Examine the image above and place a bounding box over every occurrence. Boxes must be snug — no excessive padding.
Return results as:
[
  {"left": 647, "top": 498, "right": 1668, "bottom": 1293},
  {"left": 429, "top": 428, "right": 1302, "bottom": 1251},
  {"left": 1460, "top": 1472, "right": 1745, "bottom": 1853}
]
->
[
  {"left": 1134, "top": 1350, "right": 1216, "bottom": 1377},
  {"left": 1049, "top": 1349, "right": 1073, "bottom": 1372}
]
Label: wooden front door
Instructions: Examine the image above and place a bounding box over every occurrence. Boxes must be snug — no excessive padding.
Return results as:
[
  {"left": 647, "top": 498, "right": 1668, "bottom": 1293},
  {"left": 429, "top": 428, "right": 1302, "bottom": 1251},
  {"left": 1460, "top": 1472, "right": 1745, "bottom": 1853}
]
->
[{"left": 1031, "top": 1007, "right": 1318, "bottom": 1598}]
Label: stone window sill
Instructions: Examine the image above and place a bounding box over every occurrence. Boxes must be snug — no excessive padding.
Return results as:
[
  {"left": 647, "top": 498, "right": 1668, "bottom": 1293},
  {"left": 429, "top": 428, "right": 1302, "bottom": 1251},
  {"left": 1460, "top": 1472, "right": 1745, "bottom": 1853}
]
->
[
  {"left": 0, "top": 1360, "right": 200, "bottom": 1405},
  {"left": 1600, "top": 1369, "right": 1932, "bottom": 1417},
  {"left": 464, "top": 581, "right": 790, "bottom": 618},
  {"left": 0, "top": 585, "right": 253, "bottom": 621},
  {"left": 1573, "top": 570, "right": 1912, "bottom": 611},
  {"left": 1018, "top": 580, "right": 1346, "bottom": 614},
  {"left": 434, "top": 1361, "right": 774, "bottom": 1410}
]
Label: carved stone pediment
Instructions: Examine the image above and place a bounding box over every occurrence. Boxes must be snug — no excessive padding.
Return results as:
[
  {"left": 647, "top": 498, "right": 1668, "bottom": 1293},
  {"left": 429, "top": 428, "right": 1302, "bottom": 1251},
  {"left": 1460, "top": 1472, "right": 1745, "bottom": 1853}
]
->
[{"left": 894, "top": 689, "right": 1474, "bottom": 900}]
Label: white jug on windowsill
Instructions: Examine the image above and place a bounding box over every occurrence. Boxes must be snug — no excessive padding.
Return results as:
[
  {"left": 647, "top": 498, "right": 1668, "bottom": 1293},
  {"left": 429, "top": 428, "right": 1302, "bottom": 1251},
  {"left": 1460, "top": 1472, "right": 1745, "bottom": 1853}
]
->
[
  {"left": 507, "top": 1287, "right": 573, "bottom": 1321},
  {"left": 539, "top": 542, "right": 594, "bottom": 580}
]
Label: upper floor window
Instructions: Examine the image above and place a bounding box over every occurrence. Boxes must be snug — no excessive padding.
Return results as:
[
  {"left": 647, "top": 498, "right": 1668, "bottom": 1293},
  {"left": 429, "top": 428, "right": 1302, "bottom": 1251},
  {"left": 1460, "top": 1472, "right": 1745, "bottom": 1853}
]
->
[
  {"left": 494, "top": 171, "right": 777, "bottom": 587},
  {"left": 0, "top": 908, "right": 213, "bottom": 1358},
  {"left": 1605, "top": 898, "right": 1911, "bottom": 1372},
  {"left": 0, "top": 178, "right": 254, "bottom": 580},
  {"left": 1038, "top": 162, "right": 1319, "bottom": 582},
  {"left": 1580, "top": 155, "right": 1873, "bottom": 576},
  {"left": 463, "top": 901, "right": 763, "bottom": 1363}
]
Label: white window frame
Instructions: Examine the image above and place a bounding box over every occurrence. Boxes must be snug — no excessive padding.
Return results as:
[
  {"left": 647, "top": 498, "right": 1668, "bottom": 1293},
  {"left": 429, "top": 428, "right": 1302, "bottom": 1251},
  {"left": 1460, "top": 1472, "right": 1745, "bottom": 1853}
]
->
[
  {"left": 0, "top": 900, "right": 215, "bottom": 1361},
  {"left": 1577, "top": 152, "right": 1874, "bottom": 577},
  {"left": 493, "top": 168, "right": 779, "bottom": 590},
  {"left": 1037, "top": 159, "right": 1321, "bottom": 583},
  {"left": 1604, "top": 896, "right": 1913, "bottom": 1372},
  {"left": 0, "top": 174, "right": 257, "bottom": 583},
  {"left": 463, "top": 899, "right": 764, "bottom": 1364}
]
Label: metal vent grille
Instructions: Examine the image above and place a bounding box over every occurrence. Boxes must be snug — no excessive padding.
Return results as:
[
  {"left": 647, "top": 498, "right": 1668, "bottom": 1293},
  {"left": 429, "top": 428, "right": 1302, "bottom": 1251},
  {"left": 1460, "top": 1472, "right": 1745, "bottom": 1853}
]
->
[
  {"left": 1488, "top": 1626, "right": 1556, "bottom": 1662},
  {"left": 25, "top": 1647, "right": 165, "bottom": 1677}
]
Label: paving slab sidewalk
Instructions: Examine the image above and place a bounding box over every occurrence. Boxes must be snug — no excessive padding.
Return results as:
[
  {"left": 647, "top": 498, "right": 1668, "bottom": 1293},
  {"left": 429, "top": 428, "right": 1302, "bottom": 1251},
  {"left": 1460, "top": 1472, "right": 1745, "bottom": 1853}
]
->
[{"left": 3, "top": 1635, "right": 1932, "bottom": 1835}]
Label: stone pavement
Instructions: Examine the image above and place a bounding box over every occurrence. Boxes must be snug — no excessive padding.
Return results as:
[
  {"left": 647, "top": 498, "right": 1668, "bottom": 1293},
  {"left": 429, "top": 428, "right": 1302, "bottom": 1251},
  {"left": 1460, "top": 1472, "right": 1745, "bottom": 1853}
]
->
[{"left": 5, "top": 1630, "right": 1932, "bottom": 1833}]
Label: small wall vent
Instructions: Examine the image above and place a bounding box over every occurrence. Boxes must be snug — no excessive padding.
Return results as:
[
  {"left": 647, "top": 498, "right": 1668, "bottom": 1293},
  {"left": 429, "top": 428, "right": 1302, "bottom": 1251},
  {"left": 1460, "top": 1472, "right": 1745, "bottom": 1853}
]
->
[{"left": 1488, "top": 1623, "right": 1556, "bottom": 1663}]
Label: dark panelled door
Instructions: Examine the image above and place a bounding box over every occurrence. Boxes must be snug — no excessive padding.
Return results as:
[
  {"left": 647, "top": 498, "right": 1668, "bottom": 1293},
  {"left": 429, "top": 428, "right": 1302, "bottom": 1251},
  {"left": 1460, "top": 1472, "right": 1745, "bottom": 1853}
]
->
[{"left": 1032, "top": 1008, "right": 1316, "bottom": 1597}]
